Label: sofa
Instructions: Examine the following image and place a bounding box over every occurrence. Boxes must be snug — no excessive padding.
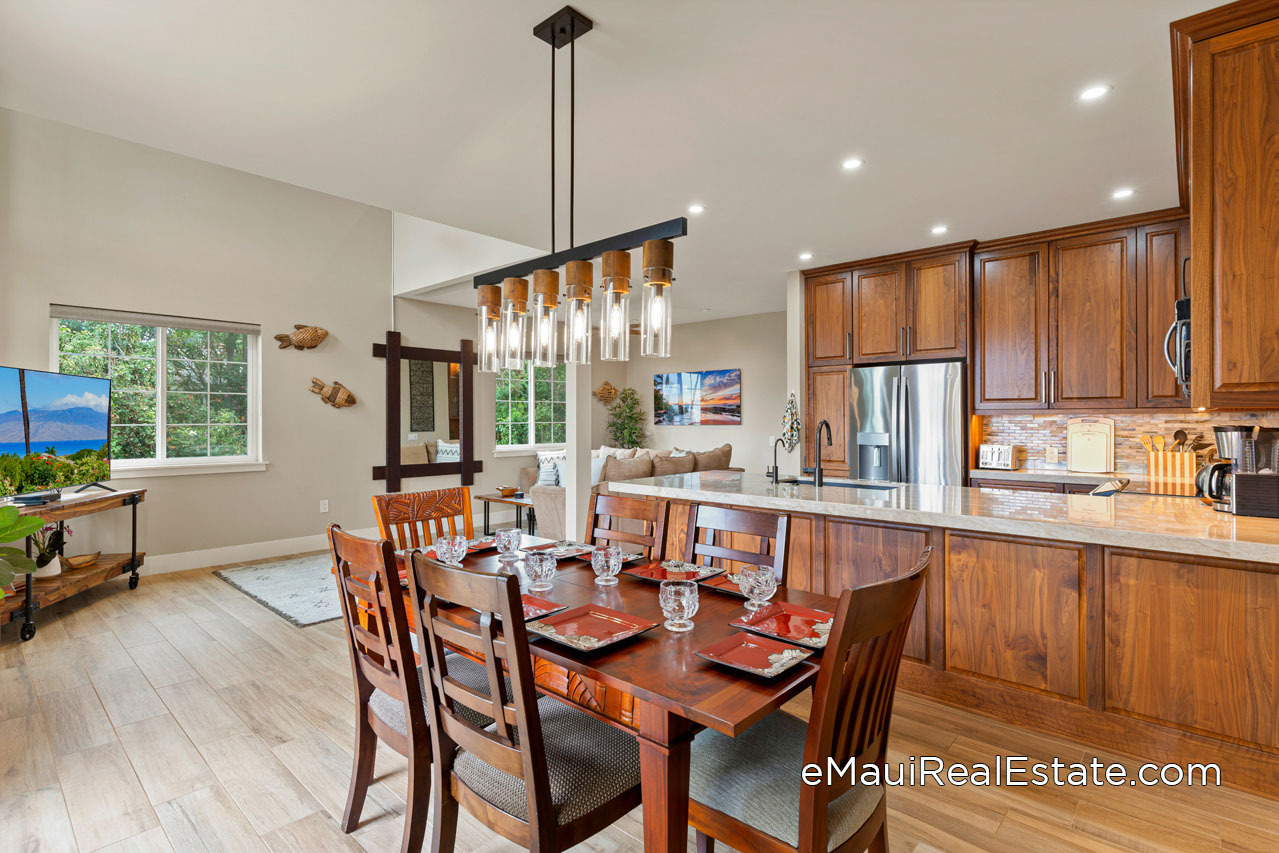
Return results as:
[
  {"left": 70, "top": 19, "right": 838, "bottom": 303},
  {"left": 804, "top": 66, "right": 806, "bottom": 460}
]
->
[{"left": 520, "top": 444, "right": 740, "bottom": 541}]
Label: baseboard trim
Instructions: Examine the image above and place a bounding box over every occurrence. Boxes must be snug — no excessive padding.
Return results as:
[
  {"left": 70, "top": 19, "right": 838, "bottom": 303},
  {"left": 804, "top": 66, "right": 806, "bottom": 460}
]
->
[{"left": 139, "top": 508, "right": 525, "bottom": 575}]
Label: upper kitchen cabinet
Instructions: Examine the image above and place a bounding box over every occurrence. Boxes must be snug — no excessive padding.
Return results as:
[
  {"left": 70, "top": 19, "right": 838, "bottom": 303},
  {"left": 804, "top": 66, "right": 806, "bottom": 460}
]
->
[
  {"left": 852, "top": 262, "right": 907, "bottom": 363},
  {"left": 1049, "top": 229, "right": 1138, "bottom": 409},
  {"left": 805, "top": 271, "right": 853, "bottom": 366},
  {"left": 973, "top": 243, "right": 1050, "bottom": 410},
  {"left": 1173, "top": 10, "right": 1279, "bottom": 408},
  {"left": 852, "top": 247, "right": 971, "bottom": 364},
  {"left": 907, "top": 249, "right": 970, "bottom": 360},
  {"left": 1137, "top": 219, "right": 1191, "bottom": 408}
]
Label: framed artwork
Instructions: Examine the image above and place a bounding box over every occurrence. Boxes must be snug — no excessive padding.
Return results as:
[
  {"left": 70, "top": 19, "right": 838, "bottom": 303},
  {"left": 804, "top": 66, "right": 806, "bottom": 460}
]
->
[{"left": 653, "top": 369, "right": 741, "bottom": 426}]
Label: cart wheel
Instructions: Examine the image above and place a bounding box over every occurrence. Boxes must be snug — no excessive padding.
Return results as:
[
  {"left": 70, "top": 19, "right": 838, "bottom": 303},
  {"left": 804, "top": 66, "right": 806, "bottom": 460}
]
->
[
  {"left": 19, "top": 623, "right": 35, "bottom": 642},
  {"left": 128, "top": 573, "right": 140, "bottom": 590}
]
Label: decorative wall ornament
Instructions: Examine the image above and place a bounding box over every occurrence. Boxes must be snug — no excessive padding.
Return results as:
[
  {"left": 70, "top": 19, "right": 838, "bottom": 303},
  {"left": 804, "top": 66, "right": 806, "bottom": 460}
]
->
[
  {"left": 310, "top": 378, "right": 357, "bottom": 408},
  {"left": 408, "top": 360, "right": 436, "bottom": 432},
  {"left": 274, "top": 325, "right": 329, "bottom": 350},
  {"left": 782, "top": 392, "right": 801, "bottom": 452},
  {"left": 593, "top": 381, "right": 619, "bottom": 405}
]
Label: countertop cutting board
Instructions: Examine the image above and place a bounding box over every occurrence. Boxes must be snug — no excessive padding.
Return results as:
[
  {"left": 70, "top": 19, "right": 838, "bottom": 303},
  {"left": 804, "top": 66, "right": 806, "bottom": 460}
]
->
[{"left": 1066, "top": 417, "right": 1114, "bottom": 473}]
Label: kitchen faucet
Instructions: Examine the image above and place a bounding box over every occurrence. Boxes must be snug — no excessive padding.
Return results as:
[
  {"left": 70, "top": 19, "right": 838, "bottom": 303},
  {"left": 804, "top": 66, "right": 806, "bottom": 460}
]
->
[
  {"left": 771, "top": 437, "right": 786, "bottom": 484},
  {"left": 814, "top": 420, "right": 833, "bottom": 488}
]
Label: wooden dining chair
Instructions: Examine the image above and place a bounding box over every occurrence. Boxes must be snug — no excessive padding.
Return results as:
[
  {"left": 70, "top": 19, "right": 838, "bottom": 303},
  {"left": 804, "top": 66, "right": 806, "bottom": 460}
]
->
[
  {"left": 405, "top": 552, "right": 643, "bottom": 852},
  {"left": 371, "top": 486, "right": 475, "bottom": 550},
  {"left": 683, "top": 503, "right": 791, "bottom": 583},
  {"left": 584, "top": 493, "right": 670, "bottom": 559},
  {"left": 328, "top": 524, "right": 497, "bottom": 853},
  {"left": 688, "top": 545, "right": 933, "bottom": 853}
]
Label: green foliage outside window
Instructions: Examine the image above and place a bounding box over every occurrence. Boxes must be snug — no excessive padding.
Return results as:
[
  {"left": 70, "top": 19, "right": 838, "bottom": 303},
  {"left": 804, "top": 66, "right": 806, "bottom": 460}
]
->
[{"left": 496, "top": 361, "right": 566, "bottom": 447}]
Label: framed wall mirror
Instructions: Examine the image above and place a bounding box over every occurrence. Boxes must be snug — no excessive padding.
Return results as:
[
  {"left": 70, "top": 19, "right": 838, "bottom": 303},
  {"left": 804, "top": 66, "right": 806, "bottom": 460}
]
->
[{"left": 372, "top": 331, "right": 482, "bottom": 491}]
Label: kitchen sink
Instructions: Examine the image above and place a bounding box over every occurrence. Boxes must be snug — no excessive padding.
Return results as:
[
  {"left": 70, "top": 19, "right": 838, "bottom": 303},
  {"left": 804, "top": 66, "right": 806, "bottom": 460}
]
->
[{"left": 793, "top": 479, "right": 899, "bottom": 491}]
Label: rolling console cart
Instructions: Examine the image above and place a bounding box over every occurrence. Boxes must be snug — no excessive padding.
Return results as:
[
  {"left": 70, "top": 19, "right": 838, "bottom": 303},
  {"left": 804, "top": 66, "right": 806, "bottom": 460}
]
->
[{"left": 1, "top": 489, "right": 146, "bottom": 641}]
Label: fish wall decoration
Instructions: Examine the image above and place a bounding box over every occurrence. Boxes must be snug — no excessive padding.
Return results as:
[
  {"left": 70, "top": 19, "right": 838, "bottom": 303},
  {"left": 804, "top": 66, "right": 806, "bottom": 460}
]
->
[
  {"left": 275, "top": 325, "right": 329, "bottom": 350},
  {"left": 311, "top": 378, "right": 357, "bottom": 408}
]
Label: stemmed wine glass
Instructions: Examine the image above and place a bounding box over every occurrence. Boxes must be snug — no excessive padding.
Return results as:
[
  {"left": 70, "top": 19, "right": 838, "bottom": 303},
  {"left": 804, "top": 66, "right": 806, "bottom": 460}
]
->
[
  {"left": 495, "top": 527, "right": 522, "bottom": 562},
  {"left": 591, "top": 545, "right": 624, "bottom": 586},
  {"left": 741, "top": 565, "right": 778, "bottom": 612},
  {"left": 659, "top": 580, "right": 699, "bottom": 632}
]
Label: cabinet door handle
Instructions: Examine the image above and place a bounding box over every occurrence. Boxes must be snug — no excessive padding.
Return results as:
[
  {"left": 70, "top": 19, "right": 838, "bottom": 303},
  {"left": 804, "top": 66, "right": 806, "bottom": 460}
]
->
[
  {"left": 1041, "top": 371, "right": 1047, "bottom": 403},
  {"left": 906, "top": 326, "right": 912, "bottom": 357},
  {"left": 1049, "top": 370, "right": 1056, "bottom": 405},
  {"left": 846, "top": 331, "right": 851, "bottom": 359},
  {"left": 899, "top": 326, "right": 905, "bottom": 355}
]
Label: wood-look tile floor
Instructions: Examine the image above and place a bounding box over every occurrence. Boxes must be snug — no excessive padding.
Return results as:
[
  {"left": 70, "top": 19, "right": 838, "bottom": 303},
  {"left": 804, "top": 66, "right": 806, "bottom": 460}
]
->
[{"left": 3, "top": 556, "right": 1278, "bottom": 852}]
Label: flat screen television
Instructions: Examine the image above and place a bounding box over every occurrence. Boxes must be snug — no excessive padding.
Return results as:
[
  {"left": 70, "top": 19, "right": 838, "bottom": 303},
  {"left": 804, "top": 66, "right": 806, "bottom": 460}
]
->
[{"left": 0, "top": 365, "right": 112, "bottom": 502}]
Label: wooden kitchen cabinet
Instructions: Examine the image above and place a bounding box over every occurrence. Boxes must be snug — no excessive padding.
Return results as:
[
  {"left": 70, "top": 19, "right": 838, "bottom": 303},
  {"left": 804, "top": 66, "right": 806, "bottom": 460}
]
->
[
  {"left": 907, "top": 249, "right": 970, "bottom": 360},
  {"left": 1185, "top": 17, "right": 1279, "bottom": 408},
  {"left": 972, "top": 243, "right": 1050, "bottom": 410},
  {"left": 1049, "top": 229, "right": 1138, "bottom": 409},
  {"left": 805, "top": 271, "right": 852, "bottom": 366},
  {"left": 852, "top": 262, "right": 906, "bottom": 363},
  {"left": 852, "top": 249, "right": 970, "bottom": 364},
  {"left": 1137, "top": 219, "right": 1191, "bottom": 407},
  {"left": 804, "top": 365, "right": 850, "bottom": 477}
]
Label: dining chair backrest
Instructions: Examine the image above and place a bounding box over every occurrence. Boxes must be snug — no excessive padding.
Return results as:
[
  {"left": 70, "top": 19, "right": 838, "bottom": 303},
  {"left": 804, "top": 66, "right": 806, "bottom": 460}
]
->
[
  {"left": 585, "top": 493, "right": 670, "bottom": 560},
  {"left": 683, "top": 503, "right": 791, "bottom": 583},
  {"left": 372, "top": 487, "right": 475, "bottom": 550},
  {"left": 797, "top": 545, "right": 932, "bottom": 852},
  {"left": 405, "top": 554, "right": 554, "bottom": 841},
  {"left": 328, "top": 524, "right": 425, "bottom": 751}
]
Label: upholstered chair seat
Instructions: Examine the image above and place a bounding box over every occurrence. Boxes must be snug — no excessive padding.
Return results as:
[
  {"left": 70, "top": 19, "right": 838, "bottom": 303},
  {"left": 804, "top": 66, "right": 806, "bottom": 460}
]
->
[{"left": 369, "top": 658, "right": 507, "bottom": 734}]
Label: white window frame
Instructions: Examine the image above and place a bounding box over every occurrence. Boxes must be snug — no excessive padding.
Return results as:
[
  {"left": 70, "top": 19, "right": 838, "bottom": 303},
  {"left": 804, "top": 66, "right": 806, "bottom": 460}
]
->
[
  {"left": 493, "top": 361, "right": 567, "bottom": 457},
  {"left": 49, "top": 312, "right": 267, "bottom": 477}
]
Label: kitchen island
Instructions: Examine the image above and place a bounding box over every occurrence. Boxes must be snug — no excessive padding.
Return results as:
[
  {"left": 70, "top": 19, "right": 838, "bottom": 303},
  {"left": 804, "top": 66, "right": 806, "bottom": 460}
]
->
[{"left": 611, "top": 471, "right": 1279, "bottom": 799}]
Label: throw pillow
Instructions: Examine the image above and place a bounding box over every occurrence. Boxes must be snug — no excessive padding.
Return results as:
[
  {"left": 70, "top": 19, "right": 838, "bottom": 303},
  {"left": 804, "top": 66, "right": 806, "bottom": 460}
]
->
[
  {"left": 600, "top": 455, "right": 654, "bottom": 483},
  {"left": 553, "top": 459, "right": 568, "bottom": 487},
  {"left": 692, "top": 443, "right": 732, "bottom": 472},
  {"left": 435, "top": 440, "right": 461, "bottom": 462},
  {"left": 590, "top": 457, "right": 606, "bottom": 485},
  {"left": 669, "top": 449, "right": 689, "bottom": 458},
  {"left": 653, "top": 452, "right": 695, "bottom": 476},
  {"left": 535, "top": 449, "right": 565, "bottom": 486}
]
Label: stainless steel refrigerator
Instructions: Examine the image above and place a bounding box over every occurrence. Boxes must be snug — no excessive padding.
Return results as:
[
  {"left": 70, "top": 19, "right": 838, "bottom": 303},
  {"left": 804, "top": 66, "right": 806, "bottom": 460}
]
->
[{"left": 850, "top": 362, "right": 966, "bottom": 485}]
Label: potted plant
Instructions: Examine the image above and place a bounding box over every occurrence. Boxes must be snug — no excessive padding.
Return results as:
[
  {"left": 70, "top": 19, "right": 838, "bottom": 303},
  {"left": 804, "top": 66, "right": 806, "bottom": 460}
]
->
[
  {"left": 30, "top": 524, "right": 71, "bottom": 578},
  {"left": 0, "top": 506, "right": 44, "bottom": 598},
  {"left": 606, "top": 387, "right": 648, "bottom": 449}
]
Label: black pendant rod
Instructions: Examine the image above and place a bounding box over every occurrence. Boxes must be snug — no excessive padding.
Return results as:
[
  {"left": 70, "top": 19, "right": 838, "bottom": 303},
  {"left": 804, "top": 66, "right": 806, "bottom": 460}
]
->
[
  {"left": 550, "top": 38, "right": 556, "bottom": 254},
  {"left": 570, "top": 17, "right": 575, "bottom": 249}
]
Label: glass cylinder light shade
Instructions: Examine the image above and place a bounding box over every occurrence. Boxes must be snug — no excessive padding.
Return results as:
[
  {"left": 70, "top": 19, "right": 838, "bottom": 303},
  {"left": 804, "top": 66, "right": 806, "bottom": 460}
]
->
[
  {"left": 499, "top": 277, "right": 529, "bottom": 370},
  {"left": 529, "top": 269, "right": 560, "bottom": 368},
  {"left": 564, "top": 260, "right": 593, "bottom": 365},
  {"left": 476, "top": 284, "right": 503, "bottom": 373},
  {"left": 599, "top": 250, "right": 631, "bottom": 362},
  {"left": 640, "top": 239, "right": 674, "bottom": 358}
]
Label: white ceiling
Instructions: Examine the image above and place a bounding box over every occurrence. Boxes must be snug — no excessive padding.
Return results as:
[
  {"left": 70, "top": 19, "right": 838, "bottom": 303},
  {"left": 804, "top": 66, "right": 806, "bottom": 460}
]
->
[{"left": 0, "top": 0, "right": 1216, "bottom": 324}]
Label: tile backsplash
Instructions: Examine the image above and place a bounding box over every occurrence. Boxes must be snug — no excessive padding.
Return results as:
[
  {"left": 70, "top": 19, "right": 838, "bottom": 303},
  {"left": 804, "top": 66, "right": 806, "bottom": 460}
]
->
[{"left": 980, "top": 412, "right": 1279, "bottom": 472}]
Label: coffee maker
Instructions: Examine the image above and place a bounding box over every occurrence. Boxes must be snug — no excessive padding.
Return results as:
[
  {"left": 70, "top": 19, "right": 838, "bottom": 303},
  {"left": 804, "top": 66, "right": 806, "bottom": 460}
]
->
[{"left": 1197, "top": 426, "right": 1279, "bottom": 512}]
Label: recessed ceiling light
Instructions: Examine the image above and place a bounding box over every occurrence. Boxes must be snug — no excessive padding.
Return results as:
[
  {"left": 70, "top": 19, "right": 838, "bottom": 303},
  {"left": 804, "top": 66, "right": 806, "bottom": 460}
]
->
[
  {"left": 1078, "top": 83, "right": 1112, "bottom": 102},
  {"left": 687, "top": 203, "right": 705, "bottom": 215},
  {"left": 841, "top": 157, "right": 864, "bottom": 171},
  {"left": 931, "top": 224, "right": 949, "bottom": 235},
  {"left": 1111, "top": 187, "right": 1134, "bottom": 200},
  {"left": 798, "top": 252, "right": 813, "bottom": 262}
]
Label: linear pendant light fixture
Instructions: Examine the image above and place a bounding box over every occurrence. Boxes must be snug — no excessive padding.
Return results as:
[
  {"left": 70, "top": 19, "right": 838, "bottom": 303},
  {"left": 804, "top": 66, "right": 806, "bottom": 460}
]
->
[{"left": 474, "top": 6, "right": 688, "bottom": 371}]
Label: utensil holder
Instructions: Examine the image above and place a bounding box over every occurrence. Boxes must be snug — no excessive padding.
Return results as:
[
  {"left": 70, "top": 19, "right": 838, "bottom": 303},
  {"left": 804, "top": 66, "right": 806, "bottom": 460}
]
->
[{"left": 1146, "top": 451, "right": 1198, "bottom": 496}]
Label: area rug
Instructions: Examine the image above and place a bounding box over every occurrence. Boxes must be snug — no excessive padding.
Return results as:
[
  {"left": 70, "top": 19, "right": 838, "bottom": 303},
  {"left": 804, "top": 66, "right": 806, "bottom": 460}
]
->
[{"left": 214, "top": 553, "right": 341, "bottom": 627}]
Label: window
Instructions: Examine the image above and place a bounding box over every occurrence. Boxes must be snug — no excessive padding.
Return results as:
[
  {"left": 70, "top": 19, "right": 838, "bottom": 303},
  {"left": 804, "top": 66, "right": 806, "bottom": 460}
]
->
[
  {"left": 51, "top": 306, "right": 261, "bottom": 468},
  {"left": 495, "top": 361, "right": 566, "bottom": 448}
]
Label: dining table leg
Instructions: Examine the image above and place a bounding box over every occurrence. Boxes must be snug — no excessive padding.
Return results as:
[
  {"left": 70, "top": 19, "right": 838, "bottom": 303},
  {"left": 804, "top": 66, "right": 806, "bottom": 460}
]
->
[{"left": 635, "top": 700, "right": 694, "bottom": 853}]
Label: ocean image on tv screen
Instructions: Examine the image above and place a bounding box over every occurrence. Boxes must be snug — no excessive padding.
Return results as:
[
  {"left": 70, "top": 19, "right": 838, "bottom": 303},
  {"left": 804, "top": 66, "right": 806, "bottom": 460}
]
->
[{"left": 0, "top": 366, "right": 111, "bottom": 497}]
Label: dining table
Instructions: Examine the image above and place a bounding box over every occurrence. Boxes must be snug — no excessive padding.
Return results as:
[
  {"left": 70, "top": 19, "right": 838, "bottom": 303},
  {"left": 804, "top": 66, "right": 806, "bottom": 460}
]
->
[{"left": 382, "top": 537, "right": 842, "bottom": 853}]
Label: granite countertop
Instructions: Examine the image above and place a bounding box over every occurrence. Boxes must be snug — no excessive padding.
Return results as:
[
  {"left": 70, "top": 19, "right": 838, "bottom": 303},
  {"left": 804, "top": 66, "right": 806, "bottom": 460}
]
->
[{"left": 610, "top": 471, "right": 1279, "bottom": 563}]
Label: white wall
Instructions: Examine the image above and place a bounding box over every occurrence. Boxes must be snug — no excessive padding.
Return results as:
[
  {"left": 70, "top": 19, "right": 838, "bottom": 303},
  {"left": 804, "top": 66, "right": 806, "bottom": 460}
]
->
[
  {"left": 0, "top": 108, "right": 527, "bottom": 566},
  {"left": 626, "top": 312, "right": 788, "bottom": 474}
]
